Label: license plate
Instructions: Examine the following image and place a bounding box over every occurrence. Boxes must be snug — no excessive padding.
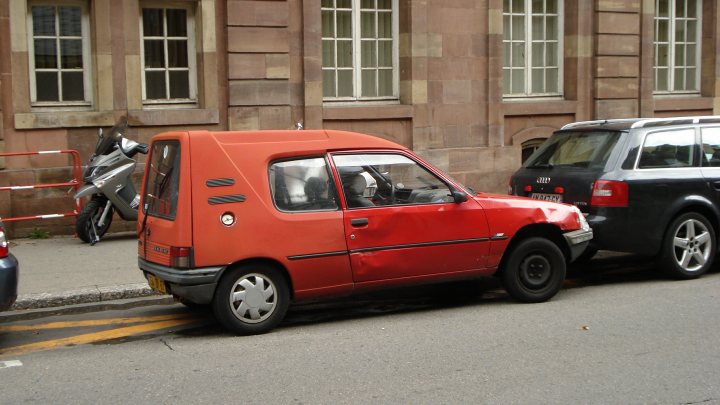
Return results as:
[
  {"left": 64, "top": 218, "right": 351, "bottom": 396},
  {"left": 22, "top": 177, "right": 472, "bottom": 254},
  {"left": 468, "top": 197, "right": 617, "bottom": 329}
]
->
[
  {"left": 530, "top": 193, "right": 563, "bottom": 203},
  {"left": 147, "top": 274, "right": 169, "bottom": 294}
]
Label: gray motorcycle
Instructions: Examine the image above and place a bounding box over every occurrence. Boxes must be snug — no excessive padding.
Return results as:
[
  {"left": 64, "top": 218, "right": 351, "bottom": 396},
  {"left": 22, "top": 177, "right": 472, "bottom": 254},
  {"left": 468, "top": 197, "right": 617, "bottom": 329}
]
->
[{"left": 75, "top": 117, "right": 148, "bottom": 244}]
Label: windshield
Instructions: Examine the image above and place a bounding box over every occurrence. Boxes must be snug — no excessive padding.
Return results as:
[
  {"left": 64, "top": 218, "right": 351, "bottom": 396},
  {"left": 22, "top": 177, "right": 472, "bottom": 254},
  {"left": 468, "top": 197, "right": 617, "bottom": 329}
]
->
[
  {"left": 95, "top": 117, "right": 128, "bottom": 156},
  {"left": 524, "top": 130, "right": 622, "bottom": 169}
]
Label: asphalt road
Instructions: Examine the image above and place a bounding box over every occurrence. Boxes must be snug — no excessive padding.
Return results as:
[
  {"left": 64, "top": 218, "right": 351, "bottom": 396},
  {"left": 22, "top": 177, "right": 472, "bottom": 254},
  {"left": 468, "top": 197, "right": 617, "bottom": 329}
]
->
[{"left": 1, "top": 256, "right": 719, "bottom": 404}]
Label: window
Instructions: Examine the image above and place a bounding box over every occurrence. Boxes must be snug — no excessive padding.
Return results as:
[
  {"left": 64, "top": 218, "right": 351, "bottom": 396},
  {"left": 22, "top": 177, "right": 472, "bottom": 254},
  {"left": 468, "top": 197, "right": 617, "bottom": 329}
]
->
[
  {"left": 654, "top": 0, "right": 701, "bottom": 93},
  {"left": 503, "top": 0, "right": 563, "bottom": 97},
  {"left": 27, "top": 1, "right": 91, "bottom": 106},
  {"left": 521, "top": 138, "right": 547, "bottom": 163},
  {"left": 269, "top": 158, "right": 339, "bottom": 212},
  {"left": 321, "top": 0, "right": 398, "bottom": 101},
  {"left": 701, "top": 128, "right": 720, "bottom": 167},
  {"left": 333, "top": 154, "right": 453, "bottom": 208},
  {"left": 525, "top": 131, "right": 621, "bottom": 169},
  {"left": 638, "top": 129, "right": 696, "bottom": 169},
  {"left": 144, "top": 141, "right": 181, "bottom": 220},
  {"left": 141, "top": 4, "right": 197, "bottom": 105}
]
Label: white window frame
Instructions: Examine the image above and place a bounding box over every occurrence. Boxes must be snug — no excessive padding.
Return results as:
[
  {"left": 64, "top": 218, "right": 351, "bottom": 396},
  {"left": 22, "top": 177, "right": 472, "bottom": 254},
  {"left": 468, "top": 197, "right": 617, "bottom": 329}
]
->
[
  {"left": 140, "top": 1, "right": 198, "bottom": 107},
  {"left": 321, "top": 0, "right": 399, "bottom": 103},
  {"left": 502, "top": 0, "right": 564, "bottom": 98},
  {"left": 653, "top": 0, "right": 702, "bottom": 95},
  {"left": 26, "top": 0, "right": 93, "bottom": 108}
]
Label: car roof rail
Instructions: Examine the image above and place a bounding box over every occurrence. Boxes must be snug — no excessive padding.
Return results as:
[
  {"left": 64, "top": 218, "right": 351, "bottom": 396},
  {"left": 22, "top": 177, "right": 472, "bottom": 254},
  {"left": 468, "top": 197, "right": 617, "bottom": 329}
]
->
[
  {"left": 561, "top": 118, "right": 641, "bottom": 130},
  {"left": 630, "top": 115, "right": 720, "bottom": 129}
]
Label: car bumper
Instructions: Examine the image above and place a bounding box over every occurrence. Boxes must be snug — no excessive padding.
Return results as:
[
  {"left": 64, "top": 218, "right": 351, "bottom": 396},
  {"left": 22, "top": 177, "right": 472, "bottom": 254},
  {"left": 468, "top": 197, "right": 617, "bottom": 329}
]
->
[
  {"left": 138, "top": 258, "right": 223, "bottom": 305},
  {"left": 563, "top": 229, "right": 594, "bottom": 262},
  {"left": 587, "top": 210, "right": 660, "bottom": 256},
  {"left": 0, "top": 254, "right": 19, "bottom": 311}
]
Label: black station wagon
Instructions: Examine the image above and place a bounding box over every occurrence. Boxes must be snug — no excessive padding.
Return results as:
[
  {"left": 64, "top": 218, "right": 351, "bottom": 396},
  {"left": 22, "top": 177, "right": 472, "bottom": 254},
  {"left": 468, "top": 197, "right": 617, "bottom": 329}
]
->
[{"left": 511, "top": 116, "right": 720, "bottom": 279}]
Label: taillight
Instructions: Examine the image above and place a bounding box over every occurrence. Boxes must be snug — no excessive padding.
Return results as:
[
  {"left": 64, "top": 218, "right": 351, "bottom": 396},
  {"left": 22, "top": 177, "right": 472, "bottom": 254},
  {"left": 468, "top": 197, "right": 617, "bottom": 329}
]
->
[
  {"left": 170, "top": 246, "right": 192, "bottom": 269},
  {"left": 0, "top": 226, "right": 7, "bottom": 258},
  {"left": 591, "top": 180, "right": 628, "bottom": 207}
]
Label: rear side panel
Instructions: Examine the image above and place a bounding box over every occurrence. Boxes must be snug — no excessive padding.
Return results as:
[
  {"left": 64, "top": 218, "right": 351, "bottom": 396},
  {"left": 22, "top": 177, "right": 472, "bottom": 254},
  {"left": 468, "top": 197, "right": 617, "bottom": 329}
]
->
[
  {"left": 138, "top": 132, "right": 193, "bottom": 266},
  {"left": 187, "top": 131, "right": 353, "bottom": 299}
]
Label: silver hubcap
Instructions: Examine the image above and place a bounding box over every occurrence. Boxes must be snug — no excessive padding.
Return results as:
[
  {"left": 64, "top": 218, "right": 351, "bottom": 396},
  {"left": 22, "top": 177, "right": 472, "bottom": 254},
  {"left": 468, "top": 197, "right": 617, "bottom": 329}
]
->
[
  {"left": 672, "top": 219, "right": 712, "bottom": 272},
  {"left": 228, "top": 273, "right": 277, "bottom": 324}
]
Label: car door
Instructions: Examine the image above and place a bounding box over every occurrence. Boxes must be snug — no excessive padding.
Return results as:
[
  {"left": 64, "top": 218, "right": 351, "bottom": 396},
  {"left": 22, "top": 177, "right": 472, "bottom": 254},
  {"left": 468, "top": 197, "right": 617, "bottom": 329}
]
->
[
  {"left": 331, "top": 152, "right": 490, "bottom": 284},
  {"left": 700, "top": 126, "right": 720, "bottom": 203}
]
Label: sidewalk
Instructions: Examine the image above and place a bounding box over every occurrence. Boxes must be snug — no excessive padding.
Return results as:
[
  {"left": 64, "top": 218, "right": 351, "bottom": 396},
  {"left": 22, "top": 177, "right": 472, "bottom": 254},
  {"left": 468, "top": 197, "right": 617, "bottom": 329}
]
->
[{"left": 7, "top": 232, "right": 159, "bottom": 311}]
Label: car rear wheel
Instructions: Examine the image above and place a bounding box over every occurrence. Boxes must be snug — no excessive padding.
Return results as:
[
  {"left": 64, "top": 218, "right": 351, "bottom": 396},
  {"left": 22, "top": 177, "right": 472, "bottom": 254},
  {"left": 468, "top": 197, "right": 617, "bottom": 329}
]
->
[
  {"left": 500, "top": 237, "right": 566, "bottom": 303},
  {"left": 213, "top": 265, "right": 289, "bottom": 335},
  {"left": 660, "top": 212, "right": 716, "bottom": 279}
]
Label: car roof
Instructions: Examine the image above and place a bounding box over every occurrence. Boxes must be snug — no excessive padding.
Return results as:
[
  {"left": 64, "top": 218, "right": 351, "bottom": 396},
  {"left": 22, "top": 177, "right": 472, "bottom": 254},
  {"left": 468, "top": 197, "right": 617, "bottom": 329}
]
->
[
  {"left": 559, "top": 116, "right": 720, "bottom": 132},
  {"left": 170, "top": 129, "right": 406, "bottom": 153}
]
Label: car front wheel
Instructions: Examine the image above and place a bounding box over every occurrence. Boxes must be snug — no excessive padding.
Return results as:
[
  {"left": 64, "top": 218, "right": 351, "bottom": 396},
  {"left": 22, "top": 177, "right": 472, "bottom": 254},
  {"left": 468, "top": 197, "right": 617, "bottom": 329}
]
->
[
  {"left": 213, "top": 265, "right": 290, "bottom": 335},
  {"left": 660, "top": 212, "right": 716, "bottom": 279},
  {"left": 500, "top": 237, "right": 566, "bottom": 303}
]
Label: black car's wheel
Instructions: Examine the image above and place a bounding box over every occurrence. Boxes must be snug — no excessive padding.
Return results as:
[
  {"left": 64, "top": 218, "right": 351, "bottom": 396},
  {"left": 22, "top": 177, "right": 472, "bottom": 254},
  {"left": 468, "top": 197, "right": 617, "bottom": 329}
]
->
[
  {"left": 213, "top": 265, "right": 289, "bottom": 335},
  {"left": 660, "top": 212, "right": 716, "bottom": 279},
  {"left": 76, "top": 197, "right": 114, "bottom": 243},
  {"left": 501, "top": 237, "right": 566, "bottom": 303}
]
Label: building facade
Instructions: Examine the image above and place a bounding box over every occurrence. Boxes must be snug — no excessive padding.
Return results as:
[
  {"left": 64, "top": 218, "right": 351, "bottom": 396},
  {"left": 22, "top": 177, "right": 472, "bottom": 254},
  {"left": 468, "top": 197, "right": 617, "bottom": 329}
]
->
[{"left": 0, "top": 0, "right": 719, "bottom": 236}]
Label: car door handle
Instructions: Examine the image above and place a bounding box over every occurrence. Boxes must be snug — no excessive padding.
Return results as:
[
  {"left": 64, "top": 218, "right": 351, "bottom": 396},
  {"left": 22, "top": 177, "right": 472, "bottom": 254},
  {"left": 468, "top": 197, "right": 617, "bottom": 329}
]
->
[
  {"left": 713, "top": 181, "right": 720, "bottom": 191},
  {"left": 350, "top": 218, "right": 369, "bottom": 227}
]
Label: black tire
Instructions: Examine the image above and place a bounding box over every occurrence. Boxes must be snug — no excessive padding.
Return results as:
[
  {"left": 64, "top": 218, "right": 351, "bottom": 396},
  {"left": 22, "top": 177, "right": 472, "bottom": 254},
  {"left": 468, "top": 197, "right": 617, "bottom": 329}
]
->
[
  {"left": 500, "top": 237, "right": 566, "bottom": 303},
  {"left": 76, "top": 197, "right": 114, "bottom": 243},
  {"left": 659, "top": 212, "right": 716, "bottom": 279},
  {"left": 212, "top": 265, "right": 290, "bottom": 335}
]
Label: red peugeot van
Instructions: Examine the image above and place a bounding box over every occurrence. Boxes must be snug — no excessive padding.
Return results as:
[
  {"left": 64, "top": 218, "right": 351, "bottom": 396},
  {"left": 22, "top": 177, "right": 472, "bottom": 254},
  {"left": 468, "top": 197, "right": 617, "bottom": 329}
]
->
[{"left": 138, "top": 130, "right": 592, "bottom": 335}]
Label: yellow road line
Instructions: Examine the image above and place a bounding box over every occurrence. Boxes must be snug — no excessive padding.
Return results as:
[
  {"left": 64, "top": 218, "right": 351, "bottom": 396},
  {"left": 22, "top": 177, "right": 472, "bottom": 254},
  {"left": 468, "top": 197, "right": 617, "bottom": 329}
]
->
[
  {"left": 0, "top": 314, "right": 192, "bottom": 333},
  {"left": 0, "top": 318, "right": 200, "bottom": 357}
]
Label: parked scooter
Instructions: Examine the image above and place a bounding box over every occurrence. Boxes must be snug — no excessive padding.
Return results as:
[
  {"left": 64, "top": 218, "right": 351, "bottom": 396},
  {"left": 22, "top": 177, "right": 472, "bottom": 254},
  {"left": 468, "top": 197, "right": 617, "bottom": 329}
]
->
[{"left": 75, "top": 117, "right": 149, "bottom": 244}]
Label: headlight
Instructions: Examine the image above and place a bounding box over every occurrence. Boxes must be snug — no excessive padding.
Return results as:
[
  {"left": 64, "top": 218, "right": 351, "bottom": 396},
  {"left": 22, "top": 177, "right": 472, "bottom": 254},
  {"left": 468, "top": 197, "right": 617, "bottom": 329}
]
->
[{"left": 571, "top": 206, "right": 591, "bottom": 232}]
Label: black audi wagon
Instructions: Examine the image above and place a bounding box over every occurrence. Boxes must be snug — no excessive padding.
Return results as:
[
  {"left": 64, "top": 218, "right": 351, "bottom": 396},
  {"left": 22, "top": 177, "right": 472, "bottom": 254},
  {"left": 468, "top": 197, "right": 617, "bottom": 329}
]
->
[{"left": 511, "top": 116, "right": 720, "bottom": 279}]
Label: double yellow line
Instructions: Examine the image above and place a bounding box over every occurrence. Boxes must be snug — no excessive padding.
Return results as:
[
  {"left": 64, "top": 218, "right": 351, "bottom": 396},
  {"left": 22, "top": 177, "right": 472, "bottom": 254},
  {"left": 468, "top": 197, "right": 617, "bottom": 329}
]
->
[{"left": 0, "top": 314, "right": 200, "bottom": 357}]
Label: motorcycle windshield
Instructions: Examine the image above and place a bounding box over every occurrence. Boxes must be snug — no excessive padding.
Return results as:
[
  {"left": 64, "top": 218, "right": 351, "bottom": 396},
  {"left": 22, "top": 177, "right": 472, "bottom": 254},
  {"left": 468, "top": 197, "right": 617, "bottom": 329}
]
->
[{"left": 95, "top": 118, "right": 128, "bottom": 156}]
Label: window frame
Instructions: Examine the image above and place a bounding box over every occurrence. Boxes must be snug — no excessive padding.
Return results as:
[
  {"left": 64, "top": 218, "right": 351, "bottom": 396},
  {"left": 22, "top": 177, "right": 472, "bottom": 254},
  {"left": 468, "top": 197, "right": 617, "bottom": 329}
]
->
[
  {"left": 321, "top": 0, "right": 400, "bottom": 103},
  {"left": 268, "top": 156, "right": 341, "bottom": 213},
  {"left": 502, "top": 0, "right": 564, "bottom": 99},
  {"left": 653, "top": 0, "right": 702, "bottom": 95},
  {"left": 139, "top": 1, "right": 198, "bottom": 107},
  {"left": 636, "top": 128, "right": 699, "bottom": 170},
  {"left": 331, "top": 152, "right": 456, "bottom": 209},
  {"left": 26, "top": 0, "right": 93, "bottom": 108}
]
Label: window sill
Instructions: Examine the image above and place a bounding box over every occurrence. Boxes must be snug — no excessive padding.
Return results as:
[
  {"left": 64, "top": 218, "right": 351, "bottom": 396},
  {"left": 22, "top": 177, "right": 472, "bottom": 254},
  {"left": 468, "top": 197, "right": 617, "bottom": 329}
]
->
[
  {"left": 128, "top": 108, "right": 220, "bottom": 126},
  {"left": 14, "top": 111, "right": 117, "bottom": 129},
  {"left": 323, "top": 104, "right": 413, "bottom": 121}
]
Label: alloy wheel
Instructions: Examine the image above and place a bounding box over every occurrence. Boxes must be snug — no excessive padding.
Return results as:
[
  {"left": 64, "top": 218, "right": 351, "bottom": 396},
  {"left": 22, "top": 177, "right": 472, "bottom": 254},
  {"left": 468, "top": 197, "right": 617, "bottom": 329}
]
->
[{"left": 672, "top": 218, "right": 712, "bottom": 273}]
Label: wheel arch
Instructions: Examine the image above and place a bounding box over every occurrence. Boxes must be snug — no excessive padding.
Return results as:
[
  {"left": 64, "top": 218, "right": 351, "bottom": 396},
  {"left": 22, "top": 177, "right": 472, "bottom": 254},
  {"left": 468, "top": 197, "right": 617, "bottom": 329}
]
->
[
  {"left": 498, "top": 223, "right": 568, "bottom": 274},
  {"left": 215, "top": 257, "right": 295, "bottom": 300},
  {"left": 660, "top": 198, "right": 720, "bottom": 246}
]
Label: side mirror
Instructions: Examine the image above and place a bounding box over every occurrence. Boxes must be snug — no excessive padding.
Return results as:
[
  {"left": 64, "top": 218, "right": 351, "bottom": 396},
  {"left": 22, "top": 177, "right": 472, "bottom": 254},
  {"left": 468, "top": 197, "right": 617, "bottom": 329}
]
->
[{"left": 451, "top": 190, "right": 468, "bottom": 203}]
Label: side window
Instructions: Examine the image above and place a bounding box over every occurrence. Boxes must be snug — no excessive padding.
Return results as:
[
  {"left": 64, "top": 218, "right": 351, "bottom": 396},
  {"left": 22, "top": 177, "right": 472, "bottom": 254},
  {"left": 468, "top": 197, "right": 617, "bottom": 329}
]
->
[
  {"left": 638, "top": 129, "right": 696, "bottom": 169},
  {"left": 269, "top": 158, "right": 338, "bottom": 212},
  {"left": 701, "top": 127, "right": 720, "bottom": 167},
  {"left": 332, "top": 153, "right": 453, "bottom": 209}
]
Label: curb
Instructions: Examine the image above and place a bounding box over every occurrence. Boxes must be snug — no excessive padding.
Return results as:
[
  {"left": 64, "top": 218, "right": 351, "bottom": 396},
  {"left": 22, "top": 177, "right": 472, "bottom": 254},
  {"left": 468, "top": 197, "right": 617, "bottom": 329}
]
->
[{"left": 10, "top": 283, "right": 160, "bottom": 311}]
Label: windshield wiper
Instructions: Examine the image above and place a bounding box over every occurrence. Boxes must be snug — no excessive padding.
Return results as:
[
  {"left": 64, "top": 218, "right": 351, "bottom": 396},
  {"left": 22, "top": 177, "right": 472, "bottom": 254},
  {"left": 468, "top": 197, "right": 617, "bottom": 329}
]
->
[{"left": 526, "top": 163, "right": 554, "bottom": 169}]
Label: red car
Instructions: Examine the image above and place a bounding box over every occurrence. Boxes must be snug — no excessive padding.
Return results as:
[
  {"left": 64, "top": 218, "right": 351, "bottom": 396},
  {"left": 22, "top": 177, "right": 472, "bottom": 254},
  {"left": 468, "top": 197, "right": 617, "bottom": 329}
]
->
[{"left": 138, "top": 130, "right": 592, "bottom": 335}]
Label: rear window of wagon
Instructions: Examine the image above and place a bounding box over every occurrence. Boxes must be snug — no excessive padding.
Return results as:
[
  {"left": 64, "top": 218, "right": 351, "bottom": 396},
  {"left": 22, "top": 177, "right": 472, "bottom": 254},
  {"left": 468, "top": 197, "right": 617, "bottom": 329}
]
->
[{"left": 144, "top": 140, "right": 181, "bottom": 220}]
